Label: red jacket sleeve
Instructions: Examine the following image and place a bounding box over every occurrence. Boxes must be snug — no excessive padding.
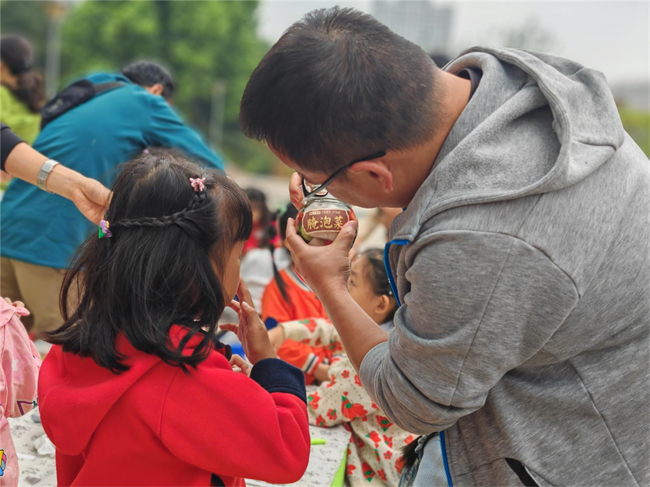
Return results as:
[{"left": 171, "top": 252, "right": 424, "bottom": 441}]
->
[
  {"left": 160, "top": 354, "right": 310, "bottom": 484},
  {"left": 55, "top": 451, "right": 85, "bottom": 487}
]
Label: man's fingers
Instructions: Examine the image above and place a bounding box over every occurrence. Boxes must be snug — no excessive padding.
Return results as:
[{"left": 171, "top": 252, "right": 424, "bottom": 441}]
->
[
  {"left": 289, "top": 172, "right": 305, "bottom": 210},
  {"left": 308, "top": 237, "right": 327, "bottom": 247},
  {"left": 285, "top": 218, "right": 310, "bottom": 255},
  {"left": 333, "top": 220, "right": 358, "bottom": 250}
]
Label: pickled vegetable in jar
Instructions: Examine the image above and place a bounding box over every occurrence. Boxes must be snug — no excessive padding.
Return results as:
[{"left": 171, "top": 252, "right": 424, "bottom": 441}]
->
[{"left": 295, "top": 196, "right": 358, "bottom": 245}]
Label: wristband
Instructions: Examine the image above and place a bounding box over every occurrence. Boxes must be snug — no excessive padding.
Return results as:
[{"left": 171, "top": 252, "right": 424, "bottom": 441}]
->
[{"left": 36, "top": 160, "right": 60, "bottom": 193}]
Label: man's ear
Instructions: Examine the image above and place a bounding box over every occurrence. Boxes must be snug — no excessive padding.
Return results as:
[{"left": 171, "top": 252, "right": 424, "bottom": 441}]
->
[
  {"left": 146, "top": 83, "right": 164, "bottom": 97},
  {"left": 348, "top": 159, "right": 393, "bottom": 193}
]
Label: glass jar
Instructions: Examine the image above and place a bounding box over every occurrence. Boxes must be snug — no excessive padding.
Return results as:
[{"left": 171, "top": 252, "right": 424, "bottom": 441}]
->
[{"left": 295, "top": 196, "right": 357, "bottom": 244}]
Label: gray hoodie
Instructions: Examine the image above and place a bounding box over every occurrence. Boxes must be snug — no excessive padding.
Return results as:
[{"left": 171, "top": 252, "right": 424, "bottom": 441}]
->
[{"left": 359, "top": 47, "right": 649, "bottom": 487}]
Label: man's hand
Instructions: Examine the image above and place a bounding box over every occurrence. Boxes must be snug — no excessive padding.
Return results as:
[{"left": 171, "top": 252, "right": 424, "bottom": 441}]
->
[
  {"left": 289, "top": 172, "right": 305, "bottom": 210},
  {"left": 220, "top": 279, "right": 278, "bottom": 365},
  {"left": 69, "top": 177, "right": 112, "bottom": 225},
  {"left": 285, "top": 217, "right": 357, "bottom": 298}
]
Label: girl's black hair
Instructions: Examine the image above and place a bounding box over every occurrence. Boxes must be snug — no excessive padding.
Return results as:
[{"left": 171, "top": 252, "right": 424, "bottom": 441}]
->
[
  {"left": 271, "top": 203, "right": 298, "bottom": 303},
  {"left": 0, "top": 35, "right": 44, "bottom": 113},
  {"left": 46, "top": 151, "right": 252, "bottom": 373},
  {"left": 360, "top": 249, "right": 398, "bottom": 322},
  {"left": 244, "top": 187, "right": 272, "bottom": 249},
  {"left": 401, "top": 436, "right": 423, "bottom": 472}
]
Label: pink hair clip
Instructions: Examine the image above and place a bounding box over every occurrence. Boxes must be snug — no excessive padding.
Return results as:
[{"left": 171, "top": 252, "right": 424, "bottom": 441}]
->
[{"left": 189, "top": 177, "right": 206, "bottom": 192}]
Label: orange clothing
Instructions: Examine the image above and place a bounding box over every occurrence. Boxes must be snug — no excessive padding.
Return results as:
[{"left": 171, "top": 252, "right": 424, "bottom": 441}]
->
[
  {"left": 262, "top": 268, "right": 329, "bottom": 384},
  {"left": 261, "top": 268, "right": 326, "bottom": 328}
]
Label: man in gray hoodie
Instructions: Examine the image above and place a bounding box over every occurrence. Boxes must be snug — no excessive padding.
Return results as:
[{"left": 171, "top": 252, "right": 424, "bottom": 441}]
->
[{"left": 240, "top": 7, "right": 649, "bottom": 487}]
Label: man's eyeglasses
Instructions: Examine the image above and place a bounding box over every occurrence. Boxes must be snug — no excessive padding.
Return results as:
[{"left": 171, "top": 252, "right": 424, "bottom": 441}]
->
[{"left": 301, "top": 151, "right": 387, "bottom": 197}]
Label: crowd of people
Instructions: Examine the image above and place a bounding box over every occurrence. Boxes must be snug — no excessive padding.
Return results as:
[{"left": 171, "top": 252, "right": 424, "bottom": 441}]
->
[{"left": 0, "top": 5, "right": 648, "bottom": 487}]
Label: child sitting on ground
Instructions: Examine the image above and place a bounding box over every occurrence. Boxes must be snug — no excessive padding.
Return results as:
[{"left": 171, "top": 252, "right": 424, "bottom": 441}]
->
[
  {"left": 261, "top": 204, "right": 330, "bottom": 384},
  {"left": 261, "top": 203, "right": 326, "bottom": 328},
  {"left": 38, "top": 152, "right": 310, "bottom": 487},
  {"left": 269, "top": 249, "right": 415, "bottom": 486}
]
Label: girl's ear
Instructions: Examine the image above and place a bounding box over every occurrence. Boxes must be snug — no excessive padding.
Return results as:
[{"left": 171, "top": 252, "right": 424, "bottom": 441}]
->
[{"left": 375, "top": 294, "right": 391, "bottom": 317}]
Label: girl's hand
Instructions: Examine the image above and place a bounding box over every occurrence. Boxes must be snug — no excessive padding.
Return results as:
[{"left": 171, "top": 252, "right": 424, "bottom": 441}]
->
[
  {"left": 4, "top": 297, "right": 25, "bottom": 308},
  {"left": 268, "top": 326, "right": 286, "bottom": 352},
  {"left": 220, "top": 279, "right": 278, "bottom": 365},
  {"left": 285, "top": 217, "right": 357, "bottom": 298},
  {"left": 230, "top": 354, "right": 252, "bottom": 376}
]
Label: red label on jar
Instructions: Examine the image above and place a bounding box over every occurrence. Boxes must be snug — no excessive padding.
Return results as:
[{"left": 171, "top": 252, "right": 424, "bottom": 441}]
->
[{"left": 302, "top": 208, "right": 349, "bottom": 236}]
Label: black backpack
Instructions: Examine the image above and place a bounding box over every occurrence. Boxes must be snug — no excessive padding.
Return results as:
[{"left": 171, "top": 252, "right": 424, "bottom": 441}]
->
[{"left": 40, "top": 79, "right": 125, "bottom": 129}]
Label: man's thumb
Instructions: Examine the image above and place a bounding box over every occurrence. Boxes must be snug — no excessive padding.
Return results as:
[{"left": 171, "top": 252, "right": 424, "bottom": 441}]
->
[{"left": 334, "top": 220, "right": 358, "bottom": 249}]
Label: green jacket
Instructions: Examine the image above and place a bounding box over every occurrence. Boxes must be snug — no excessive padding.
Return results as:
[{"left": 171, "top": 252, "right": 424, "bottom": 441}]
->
[{"left": 0, "top": 85, "right": 40, "bottom": 144}]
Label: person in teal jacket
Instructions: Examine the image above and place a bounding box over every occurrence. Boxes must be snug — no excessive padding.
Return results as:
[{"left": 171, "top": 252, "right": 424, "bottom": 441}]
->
[{"left": 1, "top": 61, "right": 224, "bottom": 335}]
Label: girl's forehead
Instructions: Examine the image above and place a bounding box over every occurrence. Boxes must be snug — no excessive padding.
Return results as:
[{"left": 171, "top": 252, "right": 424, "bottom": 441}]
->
[{"left": 351, "top": 254, "right": 368, "bottom": 272}]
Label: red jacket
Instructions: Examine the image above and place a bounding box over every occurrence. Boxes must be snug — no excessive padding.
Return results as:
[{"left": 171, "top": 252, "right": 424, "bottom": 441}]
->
[{"left": 38, "top": 326, "right": 310, "bottom": 486}]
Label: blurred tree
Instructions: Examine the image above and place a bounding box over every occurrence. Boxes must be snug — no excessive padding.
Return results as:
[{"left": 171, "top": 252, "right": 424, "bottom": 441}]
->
[
  {"left": 2, "top": 0, "right": 279, "bottom": 172},
  {"left": 619, "top": 106, "right": 650, "bottom": 157},
  {"left": 0, "top": 0, "right": 48, "bottom": 68}
]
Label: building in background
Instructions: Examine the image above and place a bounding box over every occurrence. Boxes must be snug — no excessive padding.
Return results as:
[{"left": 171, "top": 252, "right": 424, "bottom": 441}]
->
[{"left": 371, "top": 0, "right": 453, "bottom": 56}]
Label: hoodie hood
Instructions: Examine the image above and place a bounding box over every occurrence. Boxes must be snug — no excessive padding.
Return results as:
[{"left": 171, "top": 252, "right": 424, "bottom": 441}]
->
[
  {"left": 37, "top": 326, "right": 223, "bottom": 456},
  {"left": 392, "top": 47, "right": 626, "bottom": 241}
]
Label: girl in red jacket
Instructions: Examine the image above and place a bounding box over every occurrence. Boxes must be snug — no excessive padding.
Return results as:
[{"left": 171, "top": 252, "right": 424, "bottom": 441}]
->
[{"left": 38, "top": 151, "right": 310, "bottom": 487}]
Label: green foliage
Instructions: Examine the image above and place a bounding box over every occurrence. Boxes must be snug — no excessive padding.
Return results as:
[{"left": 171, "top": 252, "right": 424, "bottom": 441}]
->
[
  {"left": 0, "top": 1, "right": 48, "bottom": 67},
  {"left": 1, "top": 0, "right": 280, "bottom": 172},
  {"left": 619, "top": 106, "right": 650, "bottom": 157}
]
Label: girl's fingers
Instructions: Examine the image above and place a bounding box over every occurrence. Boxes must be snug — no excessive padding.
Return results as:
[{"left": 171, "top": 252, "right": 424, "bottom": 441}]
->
[
  {"left": 219, "top": 324, "right": 238, "bottom": 334},
  {"left": 230, "top": 354, "right": 251, "bottom": 374},
  {"left": 236, "top": 278, "right": 255, "bottom": 308},
  {"left": 228, "top": 299, "right": 241, "bottom": 313}
]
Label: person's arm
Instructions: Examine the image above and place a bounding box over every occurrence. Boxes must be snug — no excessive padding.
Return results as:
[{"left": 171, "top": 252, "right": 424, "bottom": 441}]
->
[
  {"left": 146, "top": 95, "right": 224, "bottom": 171},
  {"left": 307, "top": 357, "right": 376, "bottom": 427},
  {"left": 1, "top": 127, "right": 110, "bottom": 224},
  {"left": 281, "top": 317, "right": 342, "bottom": 349},
  {"left": 1, "top": 123, "right": 23, "bottom": 167},
  {"left": 285, "top": 219, "right": 388, "bottom": 369},
  {"left": 287, "top": 224, "right": 579, "bottom": 434}
]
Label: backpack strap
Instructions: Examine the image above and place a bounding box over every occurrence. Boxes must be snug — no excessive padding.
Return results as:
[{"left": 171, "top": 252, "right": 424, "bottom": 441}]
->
[{"left": 40, "top": 80, "right": 126, "bottom": 129}]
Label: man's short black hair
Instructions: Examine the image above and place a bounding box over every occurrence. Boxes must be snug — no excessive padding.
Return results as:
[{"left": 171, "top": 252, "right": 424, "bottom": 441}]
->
[
  {"left": 240, "top": 7, "right": 442, "bottom": 174},
  {"left": 122, "top": 61, "right": 174, "bottom": 100}
]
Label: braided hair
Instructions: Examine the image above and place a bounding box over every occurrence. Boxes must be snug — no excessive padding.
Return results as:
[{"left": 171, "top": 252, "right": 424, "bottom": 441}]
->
[
  {"left": 46, "top": 151, "right": 252, "bottom": 372},
  {"left": 271, "top": 203, "right": 299, "bottom": 304}
]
